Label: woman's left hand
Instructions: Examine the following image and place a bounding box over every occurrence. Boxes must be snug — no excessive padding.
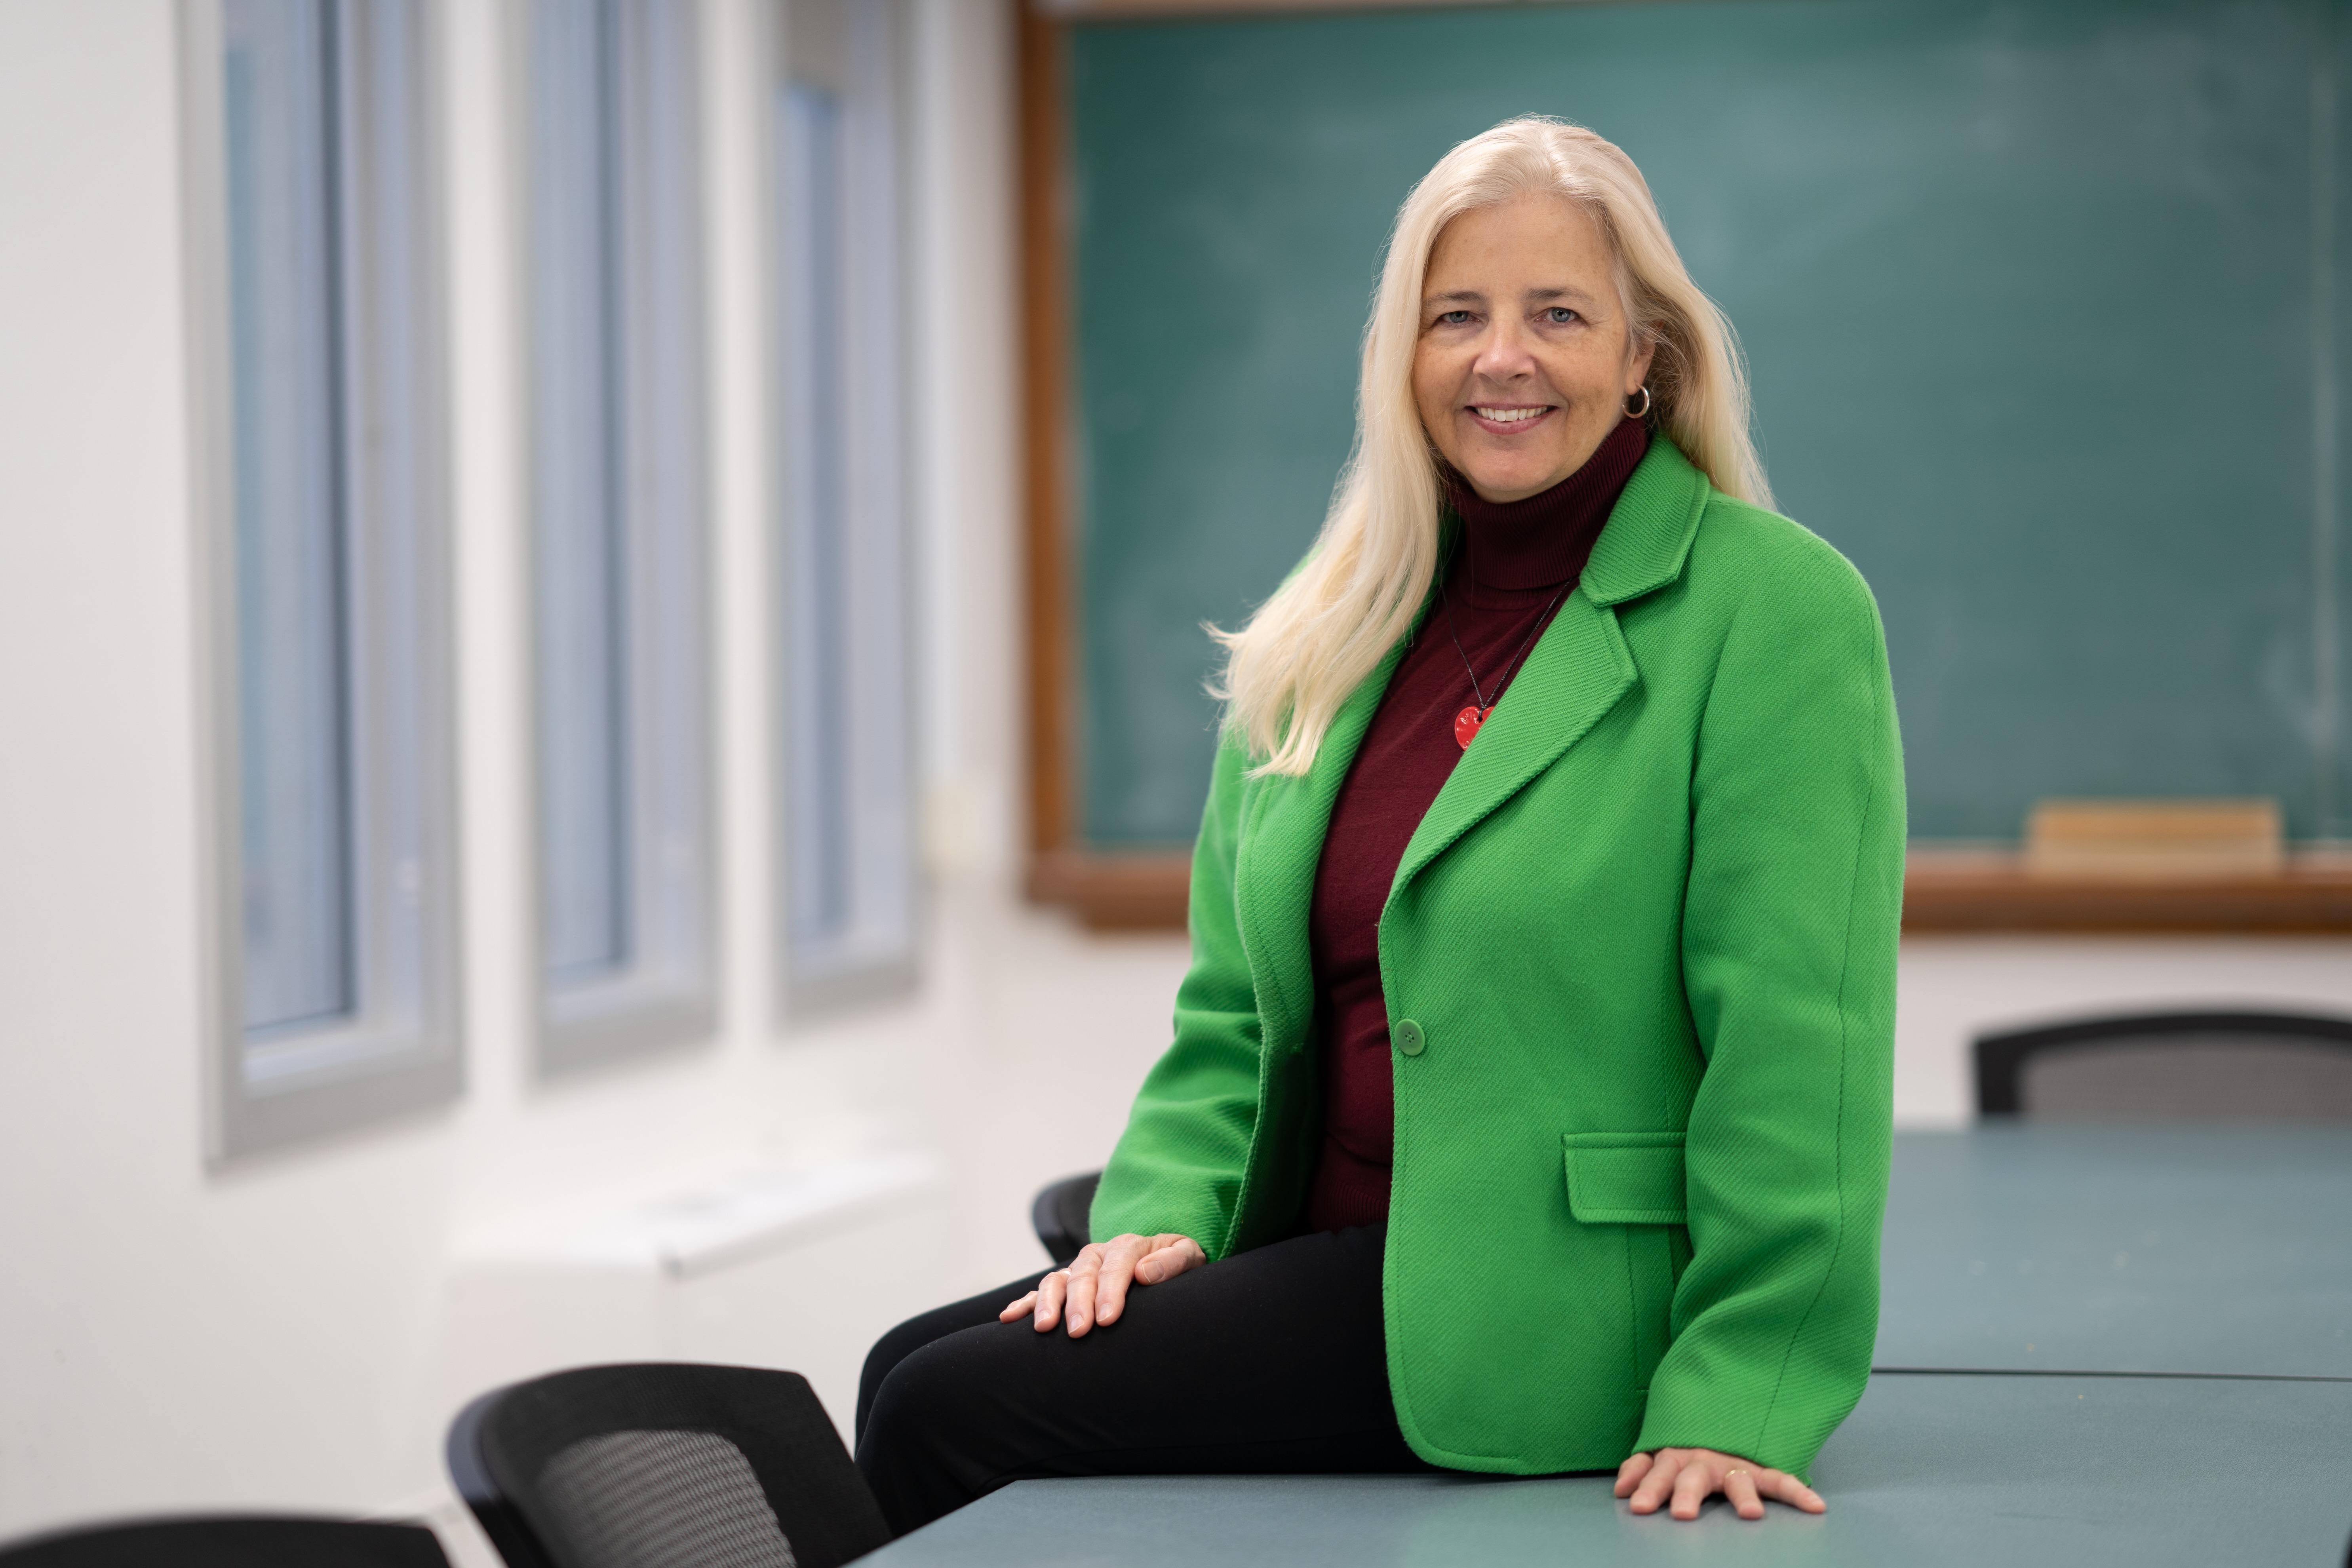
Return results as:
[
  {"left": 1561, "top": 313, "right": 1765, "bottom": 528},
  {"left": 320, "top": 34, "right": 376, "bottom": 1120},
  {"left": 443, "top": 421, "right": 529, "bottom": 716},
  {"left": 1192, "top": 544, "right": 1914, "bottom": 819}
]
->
[{"left": 1614, "top": 1447, "right": 1825, "bottom": 1520}]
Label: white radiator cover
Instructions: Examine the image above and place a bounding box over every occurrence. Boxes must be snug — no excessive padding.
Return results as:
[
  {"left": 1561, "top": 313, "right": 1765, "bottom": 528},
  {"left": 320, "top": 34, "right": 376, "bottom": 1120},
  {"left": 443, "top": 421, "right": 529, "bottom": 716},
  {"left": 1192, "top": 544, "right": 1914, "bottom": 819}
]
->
[{"left": 437, "top": 1152, "right": 953, "bottom": 1445}]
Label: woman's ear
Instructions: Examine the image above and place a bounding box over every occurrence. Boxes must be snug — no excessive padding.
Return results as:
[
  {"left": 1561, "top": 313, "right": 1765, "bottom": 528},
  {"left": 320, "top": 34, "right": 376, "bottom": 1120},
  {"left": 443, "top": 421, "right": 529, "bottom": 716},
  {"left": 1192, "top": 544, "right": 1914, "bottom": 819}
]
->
[{"left": 1626, "top": 333, "right": 1659, "bottom": 397}]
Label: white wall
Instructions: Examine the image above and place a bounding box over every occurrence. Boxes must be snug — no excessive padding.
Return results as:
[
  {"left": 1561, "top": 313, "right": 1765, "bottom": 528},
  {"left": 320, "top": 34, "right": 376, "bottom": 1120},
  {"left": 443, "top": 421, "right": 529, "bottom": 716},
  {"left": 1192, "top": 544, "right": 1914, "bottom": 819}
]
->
[
  {"left": 3, "top": 0, "right": 2350, "bottom": 1553},
  {"left": 0, "top": 0, "right": 1183, "bottom": 1545}
]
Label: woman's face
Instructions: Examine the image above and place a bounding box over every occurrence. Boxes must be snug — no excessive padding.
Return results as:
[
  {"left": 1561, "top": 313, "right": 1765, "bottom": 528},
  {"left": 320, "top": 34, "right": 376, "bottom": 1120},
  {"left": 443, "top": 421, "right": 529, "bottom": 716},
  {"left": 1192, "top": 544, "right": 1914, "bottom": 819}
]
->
[{"left": 1412, "top": 194, "right": 1655, "bottom": 504}]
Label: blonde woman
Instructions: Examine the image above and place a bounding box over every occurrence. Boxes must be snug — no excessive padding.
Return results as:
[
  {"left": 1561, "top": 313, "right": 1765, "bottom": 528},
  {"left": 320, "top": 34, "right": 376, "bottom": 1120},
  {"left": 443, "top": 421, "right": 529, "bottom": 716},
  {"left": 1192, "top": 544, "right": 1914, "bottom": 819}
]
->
[{"left": 856, "top": 116, "right": 1902, "bottom": 1534}]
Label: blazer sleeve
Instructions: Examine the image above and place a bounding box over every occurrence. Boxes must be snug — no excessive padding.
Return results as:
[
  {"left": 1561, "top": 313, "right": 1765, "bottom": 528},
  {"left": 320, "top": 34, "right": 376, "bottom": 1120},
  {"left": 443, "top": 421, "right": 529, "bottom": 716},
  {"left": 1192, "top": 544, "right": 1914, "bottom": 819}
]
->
[
  {"left": 1633, "top": 527, "right": 1905, "bottom": 1480},
  {"left": 1088, "top": 732, "right": 1267, "bottom": 1257}
]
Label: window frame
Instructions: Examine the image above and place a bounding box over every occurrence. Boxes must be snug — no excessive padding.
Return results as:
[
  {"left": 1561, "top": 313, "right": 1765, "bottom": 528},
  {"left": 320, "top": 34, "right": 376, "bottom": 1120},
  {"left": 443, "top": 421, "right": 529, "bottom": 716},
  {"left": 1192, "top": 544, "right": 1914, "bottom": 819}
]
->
[
  {"left": 774, "top": 0, "right": 921, "bottom": 1020},
  {"left": 182, "top": 0, "right": 464, "bottom": 1162},
  {"left": 520, "top": 0, "right": 719, "bottom": 1076}
]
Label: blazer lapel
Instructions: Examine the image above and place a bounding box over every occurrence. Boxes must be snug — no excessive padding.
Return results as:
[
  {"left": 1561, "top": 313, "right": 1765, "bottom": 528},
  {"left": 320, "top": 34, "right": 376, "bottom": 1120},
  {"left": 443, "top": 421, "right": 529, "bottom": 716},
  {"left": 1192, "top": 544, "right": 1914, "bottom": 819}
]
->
[
  {"left": 1234, "top": 636, "right": 1411, "bottom": 1057},
  {"left": 1232, "top": 439, "right": 1712, "bottom": 1028},
  {"left": 1390, "top": 439, "right": 1713, "bottom": 902}
]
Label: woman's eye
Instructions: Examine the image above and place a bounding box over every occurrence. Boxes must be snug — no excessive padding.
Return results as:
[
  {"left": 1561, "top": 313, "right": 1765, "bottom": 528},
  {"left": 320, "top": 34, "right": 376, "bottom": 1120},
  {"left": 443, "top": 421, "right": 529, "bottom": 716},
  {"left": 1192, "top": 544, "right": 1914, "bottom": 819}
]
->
[
  {"left": 1545, "top": 306, "right": 1579, "bottom": 324},
  {"left": 1436, "top": 310, "right": 1474, "bottom": 326}
]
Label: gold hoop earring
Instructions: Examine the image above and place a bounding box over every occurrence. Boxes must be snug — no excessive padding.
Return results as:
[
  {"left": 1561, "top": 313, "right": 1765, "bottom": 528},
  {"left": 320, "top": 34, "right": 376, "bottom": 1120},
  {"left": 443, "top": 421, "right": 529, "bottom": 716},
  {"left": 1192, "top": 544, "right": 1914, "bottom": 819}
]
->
[{"left": 1625, "top": 386, "right": 1652, "bottom": 420}]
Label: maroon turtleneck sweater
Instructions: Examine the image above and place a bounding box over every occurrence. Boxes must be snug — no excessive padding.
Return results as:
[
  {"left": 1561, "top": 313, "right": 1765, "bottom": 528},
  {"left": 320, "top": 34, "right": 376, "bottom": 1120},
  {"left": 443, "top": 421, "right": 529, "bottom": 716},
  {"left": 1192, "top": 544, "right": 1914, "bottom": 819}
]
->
[{"left": 1301, "top": 417, "right": 1649, "bottom": 1235}]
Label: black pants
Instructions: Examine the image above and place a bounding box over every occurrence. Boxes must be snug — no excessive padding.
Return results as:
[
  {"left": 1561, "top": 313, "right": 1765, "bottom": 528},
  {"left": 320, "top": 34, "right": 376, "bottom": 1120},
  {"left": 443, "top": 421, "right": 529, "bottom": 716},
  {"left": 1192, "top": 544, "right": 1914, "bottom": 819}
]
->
[{"left": 853, "top": 1223, "right": 1434, "bottom": 1534}]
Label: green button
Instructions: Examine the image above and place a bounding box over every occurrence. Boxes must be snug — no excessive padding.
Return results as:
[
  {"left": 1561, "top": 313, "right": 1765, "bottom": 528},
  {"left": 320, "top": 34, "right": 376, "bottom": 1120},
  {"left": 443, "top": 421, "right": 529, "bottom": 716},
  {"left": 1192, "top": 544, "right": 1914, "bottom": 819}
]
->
[{"left": 1394, "top": 1019, "right": 1426, "bottom": 1057}]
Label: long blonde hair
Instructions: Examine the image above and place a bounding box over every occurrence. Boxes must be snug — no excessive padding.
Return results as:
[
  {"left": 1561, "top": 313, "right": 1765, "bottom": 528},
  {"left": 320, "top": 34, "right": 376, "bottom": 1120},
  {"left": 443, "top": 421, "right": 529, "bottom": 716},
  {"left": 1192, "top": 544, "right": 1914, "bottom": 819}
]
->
[{"left": 1213, "top": 116, "right": 1768, "bottom": 776}]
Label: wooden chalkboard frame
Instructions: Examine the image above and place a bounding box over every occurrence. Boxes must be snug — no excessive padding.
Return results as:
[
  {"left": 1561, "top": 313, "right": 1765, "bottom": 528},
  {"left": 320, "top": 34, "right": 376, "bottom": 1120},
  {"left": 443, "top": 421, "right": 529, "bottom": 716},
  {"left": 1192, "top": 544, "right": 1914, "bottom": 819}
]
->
[
  {"left": 1019, "top": 2, "right": 1194, "bottom": 928},
  {"left": 1013, "top": 0, "right": 2352, "bottom": 934}
]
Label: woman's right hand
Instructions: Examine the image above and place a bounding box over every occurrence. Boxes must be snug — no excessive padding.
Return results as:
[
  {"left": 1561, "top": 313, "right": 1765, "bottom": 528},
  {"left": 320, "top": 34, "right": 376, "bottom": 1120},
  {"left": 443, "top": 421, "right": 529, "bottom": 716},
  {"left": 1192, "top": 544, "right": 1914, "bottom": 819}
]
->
[{"left": 999, "top": 1232, "right": 1206, "bottom": 1338}]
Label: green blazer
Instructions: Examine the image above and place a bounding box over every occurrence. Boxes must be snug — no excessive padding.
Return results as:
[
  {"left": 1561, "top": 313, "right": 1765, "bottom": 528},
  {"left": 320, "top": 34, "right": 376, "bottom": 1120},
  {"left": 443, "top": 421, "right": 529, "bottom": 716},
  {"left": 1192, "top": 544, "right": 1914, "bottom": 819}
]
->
[{"left": 1090, "top": 438, "right": 1905, "bottom": 1482}]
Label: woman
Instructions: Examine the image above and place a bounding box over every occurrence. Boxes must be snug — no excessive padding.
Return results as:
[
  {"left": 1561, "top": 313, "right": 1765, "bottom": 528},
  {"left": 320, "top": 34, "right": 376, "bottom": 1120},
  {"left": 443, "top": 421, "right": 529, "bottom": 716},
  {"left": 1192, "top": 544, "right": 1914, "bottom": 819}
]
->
[{"left": 857, "top": 116, "right": 1902, "bottom": 1533}]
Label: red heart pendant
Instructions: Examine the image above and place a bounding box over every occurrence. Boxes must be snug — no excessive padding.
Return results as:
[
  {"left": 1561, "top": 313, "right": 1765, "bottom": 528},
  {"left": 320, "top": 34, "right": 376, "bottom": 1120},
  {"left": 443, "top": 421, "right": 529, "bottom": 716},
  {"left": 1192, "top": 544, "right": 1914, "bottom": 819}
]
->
[{"left": 1454, "top": 704, "right": 1492, "bottom": 749}]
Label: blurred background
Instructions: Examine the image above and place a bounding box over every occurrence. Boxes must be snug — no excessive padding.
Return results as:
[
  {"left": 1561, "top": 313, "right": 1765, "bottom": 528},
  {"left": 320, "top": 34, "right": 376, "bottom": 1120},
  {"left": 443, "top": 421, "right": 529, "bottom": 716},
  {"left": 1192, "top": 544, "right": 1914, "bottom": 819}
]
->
[{"left": 4, "top": 0, "right": 2352, "bottom": 1556}]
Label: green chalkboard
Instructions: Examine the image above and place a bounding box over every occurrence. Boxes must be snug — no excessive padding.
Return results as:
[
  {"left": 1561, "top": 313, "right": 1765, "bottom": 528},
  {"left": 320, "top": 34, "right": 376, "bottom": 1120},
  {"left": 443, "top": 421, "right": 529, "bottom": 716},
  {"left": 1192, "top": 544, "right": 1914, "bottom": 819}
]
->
[{"left": 1067, "top": 0, "right": 2352, "bottom": 847}]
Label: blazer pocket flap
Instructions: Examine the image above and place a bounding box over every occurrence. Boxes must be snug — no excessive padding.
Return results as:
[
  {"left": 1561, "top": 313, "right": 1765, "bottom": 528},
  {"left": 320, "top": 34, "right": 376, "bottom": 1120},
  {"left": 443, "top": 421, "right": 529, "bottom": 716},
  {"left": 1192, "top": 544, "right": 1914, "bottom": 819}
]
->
[{"left": 1563, "top": 1132, "right": 1687, "bottom": 1224}]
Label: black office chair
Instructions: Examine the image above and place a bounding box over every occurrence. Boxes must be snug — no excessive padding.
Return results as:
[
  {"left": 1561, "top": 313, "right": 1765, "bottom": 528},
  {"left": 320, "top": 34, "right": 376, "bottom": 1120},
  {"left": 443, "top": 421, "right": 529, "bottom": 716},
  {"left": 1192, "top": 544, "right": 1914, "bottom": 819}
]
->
[
  {"left": 1031, "top": 1171, "right": 1101, "bottom": 1266},
  {"left": 1975, "top": 1009, "right": 2352, "bottom": 1121},
  {"left": 447, "top": 1364, "right": 890, "bottom": 1568},
  {"left": 0, "top": 1517, "right": 447, "bottom": 1568}
]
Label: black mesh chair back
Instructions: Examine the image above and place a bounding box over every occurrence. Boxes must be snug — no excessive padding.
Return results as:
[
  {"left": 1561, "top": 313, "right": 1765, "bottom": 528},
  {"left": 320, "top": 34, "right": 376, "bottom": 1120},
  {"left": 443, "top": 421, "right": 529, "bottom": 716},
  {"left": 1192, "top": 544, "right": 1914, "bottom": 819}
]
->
[
  {"left": 1976, "top": 1009, "right": 2352, "bottom": 1121},
  {"left": 447, "top": 1364, "right": 889, "bottom": 1568},
  {"left": 0, "top": 1517, "right": 447, "bottom": 1568},
  {"left": 1031, "top": 1171, "right": 1101, "bottom": 1266}
]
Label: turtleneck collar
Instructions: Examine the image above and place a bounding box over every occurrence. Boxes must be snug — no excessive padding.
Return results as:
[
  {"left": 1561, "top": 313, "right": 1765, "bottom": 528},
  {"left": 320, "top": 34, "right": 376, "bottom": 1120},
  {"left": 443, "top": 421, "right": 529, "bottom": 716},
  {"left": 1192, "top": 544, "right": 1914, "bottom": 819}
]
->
[{"left": 1443, "top": 417, "right": 1649, "bottom": 593}]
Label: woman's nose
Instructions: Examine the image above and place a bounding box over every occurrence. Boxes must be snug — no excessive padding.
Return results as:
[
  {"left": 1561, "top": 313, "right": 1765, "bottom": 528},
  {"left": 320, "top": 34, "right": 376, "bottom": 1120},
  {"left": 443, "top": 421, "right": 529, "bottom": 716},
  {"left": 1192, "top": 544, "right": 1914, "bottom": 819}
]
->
[{"left": 1471, "top": 322, "right": 1537, "bottom": 381}]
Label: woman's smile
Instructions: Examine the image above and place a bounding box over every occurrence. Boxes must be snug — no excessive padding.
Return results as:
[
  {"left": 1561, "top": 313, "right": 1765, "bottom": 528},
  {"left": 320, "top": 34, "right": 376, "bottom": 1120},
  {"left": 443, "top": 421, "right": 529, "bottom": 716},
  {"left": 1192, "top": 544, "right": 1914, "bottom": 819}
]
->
[{"left": 1467, "top": 403, "right": 1557, "bottom": 435}]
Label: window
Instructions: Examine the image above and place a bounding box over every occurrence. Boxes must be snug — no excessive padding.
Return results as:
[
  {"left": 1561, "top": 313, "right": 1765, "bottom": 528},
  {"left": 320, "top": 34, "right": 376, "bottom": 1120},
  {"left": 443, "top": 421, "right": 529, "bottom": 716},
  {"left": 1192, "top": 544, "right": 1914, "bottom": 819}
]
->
[
  {"left": 778, "top": 0, "right": 918, "bottom": 1014},
  {"left": 191, "top": 0, "right": 460, "bottom": 1157},
  {"left": 527, "top": 0, "right": 715, "bottom": 1072}
]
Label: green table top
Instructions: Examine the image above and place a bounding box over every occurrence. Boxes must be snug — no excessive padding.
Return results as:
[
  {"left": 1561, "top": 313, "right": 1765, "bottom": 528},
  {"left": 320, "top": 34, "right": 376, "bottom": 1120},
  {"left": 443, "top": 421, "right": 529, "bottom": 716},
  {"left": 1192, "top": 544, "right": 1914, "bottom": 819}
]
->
[
  {"left": 1877, "top": 1126, "right": 2352, "bottom": 1376},
  {"left": 867, "top": 1127, "right": 2352, "bottom": 1564},
  {"left": 866, "top": 1373, "right": 2352, "bottom": 1566}
]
